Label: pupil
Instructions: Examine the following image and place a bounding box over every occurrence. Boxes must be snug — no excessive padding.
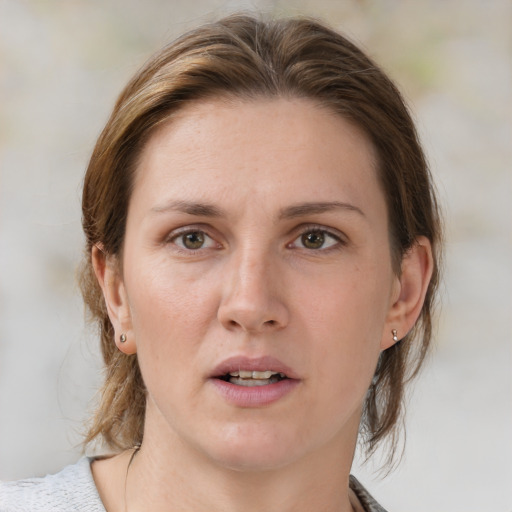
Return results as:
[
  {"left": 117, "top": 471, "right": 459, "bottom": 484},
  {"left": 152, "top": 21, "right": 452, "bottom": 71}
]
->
[
  {"left": 302, "top": 231, "right": 324, "bottom": 249},
  {"left": 183, "top": 232, "right": 204, "bottom": 249}
]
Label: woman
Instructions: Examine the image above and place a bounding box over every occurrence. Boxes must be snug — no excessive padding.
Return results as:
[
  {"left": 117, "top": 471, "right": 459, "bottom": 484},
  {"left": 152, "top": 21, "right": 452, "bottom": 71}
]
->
[{"left": 0, "top": 13, "right": 441, "bottom": 512}]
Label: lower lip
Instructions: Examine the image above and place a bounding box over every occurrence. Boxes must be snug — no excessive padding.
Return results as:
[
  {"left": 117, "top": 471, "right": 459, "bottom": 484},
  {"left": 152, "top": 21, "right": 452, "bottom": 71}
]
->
[{"left": 210, "top": 378, "right": 300, "bottom": 407}]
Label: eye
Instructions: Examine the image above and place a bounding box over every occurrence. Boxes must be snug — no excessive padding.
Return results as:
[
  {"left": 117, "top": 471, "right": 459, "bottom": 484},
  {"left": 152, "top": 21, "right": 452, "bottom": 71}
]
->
[
  {"left": 171, "top": 230, "right": 217, "bottom": 251},
  {"left": 290, "top": 228, "right": 341, "bottom": 250}
]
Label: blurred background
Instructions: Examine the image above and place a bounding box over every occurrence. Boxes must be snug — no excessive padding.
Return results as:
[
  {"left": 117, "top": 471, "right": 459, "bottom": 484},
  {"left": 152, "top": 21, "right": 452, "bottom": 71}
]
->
[{"left": 0, "top": 0, "right": 510, "bottom": 510}]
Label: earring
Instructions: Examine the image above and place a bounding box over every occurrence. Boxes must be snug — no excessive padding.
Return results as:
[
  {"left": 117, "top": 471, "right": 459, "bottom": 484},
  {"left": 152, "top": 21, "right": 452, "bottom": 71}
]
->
[
  {"left": 120, "top": 333, "right": 127, "bottom": 343},
  {"left": 392, "top": 329, "right": 398, "bottom": 343}
]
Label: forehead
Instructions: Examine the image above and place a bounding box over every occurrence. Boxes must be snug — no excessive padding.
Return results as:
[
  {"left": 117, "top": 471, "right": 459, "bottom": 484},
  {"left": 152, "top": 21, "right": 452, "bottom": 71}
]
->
[{"left": 132, "top": 97, "right": 383, "bottom": 217}]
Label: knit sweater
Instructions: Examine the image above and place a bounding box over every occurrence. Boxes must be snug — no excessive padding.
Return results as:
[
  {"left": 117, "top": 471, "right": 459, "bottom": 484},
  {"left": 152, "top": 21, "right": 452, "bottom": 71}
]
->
[{"left": 0, "top": 458, "right": 387, "bottom": 512}]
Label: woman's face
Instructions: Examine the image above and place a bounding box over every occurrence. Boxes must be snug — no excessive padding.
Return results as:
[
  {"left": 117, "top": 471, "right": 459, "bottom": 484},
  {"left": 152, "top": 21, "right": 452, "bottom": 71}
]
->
[{"left": 112, "top": 98, "right": 402, "bottom": 470}]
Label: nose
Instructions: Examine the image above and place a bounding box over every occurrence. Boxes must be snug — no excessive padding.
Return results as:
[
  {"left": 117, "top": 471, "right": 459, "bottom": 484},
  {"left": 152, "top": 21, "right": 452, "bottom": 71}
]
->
[{"left": 217, "top": 249, "right": 289, "bottom": 334}]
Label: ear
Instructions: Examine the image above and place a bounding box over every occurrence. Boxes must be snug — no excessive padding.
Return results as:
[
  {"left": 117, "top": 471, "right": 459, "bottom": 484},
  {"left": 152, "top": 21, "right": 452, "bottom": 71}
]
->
[
  {"left": 381, "top": 236, "right": 434, "bottom": 350},
  {"left": 91, "top": 245, "right": 137, "bottom": 355}
]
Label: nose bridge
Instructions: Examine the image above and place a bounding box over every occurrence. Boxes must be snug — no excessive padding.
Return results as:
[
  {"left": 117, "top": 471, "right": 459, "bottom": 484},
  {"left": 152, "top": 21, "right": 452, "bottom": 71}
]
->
[
  {"left": 228, "top": 240, "right": 273, "bottom": 311},
  {"left": 236, "top": 241, "right": 268, "bottom": 294},
  {"left": 218, "top": 239, "right": 287, "bottom": 332}
]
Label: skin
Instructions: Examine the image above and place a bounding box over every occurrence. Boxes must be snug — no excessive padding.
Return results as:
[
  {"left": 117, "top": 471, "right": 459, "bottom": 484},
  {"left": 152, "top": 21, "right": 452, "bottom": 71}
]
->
[{"left": 92, "top": 97, "right": 433, "bottom": 512}]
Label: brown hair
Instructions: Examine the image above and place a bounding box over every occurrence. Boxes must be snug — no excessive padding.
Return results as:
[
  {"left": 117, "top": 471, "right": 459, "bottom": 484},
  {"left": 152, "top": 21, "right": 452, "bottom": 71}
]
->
[{"left": 80, "top": 13, "right": 442, "bottom": 459}]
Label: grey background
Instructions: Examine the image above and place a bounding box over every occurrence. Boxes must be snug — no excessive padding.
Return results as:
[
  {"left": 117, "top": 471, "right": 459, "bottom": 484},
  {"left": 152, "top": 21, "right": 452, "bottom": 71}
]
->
[{"left": 1, "top": 1, "right": 511, "bottom": 510}]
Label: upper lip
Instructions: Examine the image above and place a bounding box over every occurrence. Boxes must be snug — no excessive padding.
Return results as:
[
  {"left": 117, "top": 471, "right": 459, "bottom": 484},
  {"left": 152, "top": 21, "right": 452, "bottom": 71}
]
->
[{"left": 211, "top": 355, "right": 299, "bottom": 380}]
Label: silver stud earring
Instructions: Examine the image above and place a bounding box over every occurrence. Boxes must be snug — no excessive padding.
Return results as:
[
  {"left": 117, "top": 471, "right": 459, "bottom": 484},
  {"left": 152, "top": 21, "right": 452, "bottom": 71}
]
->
[
  {"left": 120, "top": 333, "right": 127, "bottom": 343},
  {"left": 392, "top": 329, "right": 398, "bottom": 343}
]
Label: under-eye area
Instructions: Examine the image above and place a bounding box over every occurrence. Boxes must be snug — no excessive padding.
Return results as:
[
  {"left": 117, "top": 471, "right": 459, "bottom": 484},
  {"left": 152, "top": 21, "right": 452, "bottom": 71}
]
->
[{"left": 217, "top": 370, "right": 288, "bottom": 387}]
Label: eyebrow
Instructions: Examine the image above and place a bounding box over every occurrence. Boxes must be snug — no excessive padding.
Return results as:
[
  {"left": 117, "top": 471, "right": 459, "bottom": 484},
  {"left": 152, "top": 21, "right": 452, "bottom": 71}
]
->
[
  {"left": 278, "top": 201, "right": 365, "bottom": 220},
  {"left": 149, "top": 199, "right": 364, "bottom": 220},
  {"left": 150, "top": 200, "right": 225, "bottom": 217}
]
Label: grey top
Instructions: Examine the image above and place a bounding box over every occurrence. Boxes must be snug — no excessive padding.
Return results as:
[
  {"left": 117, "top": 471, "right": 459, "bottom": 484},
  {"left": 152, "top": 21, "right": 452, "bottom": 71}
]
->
[
  {"left": 0, "top": 458, "right": 387, "bottom": 512},
  {"left": 0, "top": 458, "right": 103, "bottom": 512}
]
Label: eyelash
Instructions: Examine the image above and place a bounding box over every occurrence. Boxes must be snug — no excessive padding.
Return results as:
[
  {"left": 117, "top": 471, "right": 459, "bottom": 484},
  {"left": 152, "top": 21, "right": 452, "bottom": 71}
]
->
[
  {"left": 166, "top": 224, "right": 346, "bottom": 254},
  {"left": 288, "top": 225, "right": 346, "bottom": 252},
  {"left": 166, "top": 226, "right": 219, "bottom": 255}
]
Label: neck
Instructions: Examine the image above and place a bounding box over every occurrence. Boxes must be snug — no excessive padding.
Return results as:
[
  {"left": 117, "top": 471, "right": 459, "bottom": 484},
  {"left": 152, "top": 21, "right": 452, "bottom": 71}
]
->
[
  {"left": 128, "top": 447, "right": 355, "bottom": 512},
  {"left": 124, "top": 409, "right": 360, "bottom": 512}
]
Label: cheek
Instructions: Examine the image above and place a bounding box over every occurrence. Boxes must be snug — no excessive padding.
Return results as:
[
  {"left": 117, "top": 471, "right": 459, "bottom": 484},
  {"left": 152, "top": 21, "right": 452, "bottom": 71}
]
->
[
  {"left": 293, "top": 262, "right": 391, "bottom": 384},
  {"left": 125, "top": 258, "right": 219, "bottom": 361},
  {"left": 295, "top": 263, "right": 391, "bottom": 337},
  {"left": 125, "top": 262, "right": 223, "bottom": 413}
]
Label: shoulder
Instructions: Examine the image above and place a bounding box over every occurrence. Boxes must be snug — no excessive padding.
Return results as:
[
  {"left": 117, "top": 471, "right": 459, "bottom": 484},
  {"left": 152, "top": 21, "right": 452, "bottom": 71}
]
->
[
  {"left": 0, "top": 457, "right": 105, "bottom": 512},
  {"left": 349, "top": 475, "right": 388, "bottom": 512}
]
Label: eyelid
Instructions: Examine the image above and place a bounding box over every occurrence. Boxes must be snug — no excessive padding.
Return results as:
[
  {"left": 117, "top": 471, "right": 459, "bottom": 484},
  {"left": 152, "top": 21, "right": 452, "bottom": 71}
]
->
[
  {"left": 288, "top": 224, "right": 347, "bottom": 250},
  {"left": 163, "top": 223, "right": 346, "bottom": 253},
  {"left": 165, "top": 225, "right": 222, "bottom": 252}
]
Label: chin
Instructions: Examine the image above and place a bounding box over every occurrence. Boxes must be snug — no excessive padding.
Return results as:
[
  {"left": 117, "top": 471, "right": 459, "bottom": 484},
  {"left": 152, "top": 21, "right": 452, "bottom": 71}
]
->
[{"left": 202, "top": 425, "right": 303, "bottom": 472}]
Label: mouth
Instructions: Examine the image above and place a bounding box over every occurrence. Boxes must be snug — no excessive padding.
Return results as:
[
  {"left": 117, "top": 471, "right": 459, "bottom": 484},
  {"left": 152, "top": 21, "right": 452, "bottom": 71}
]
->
[
  {"left": 210, "top": 356, "right": 299, "bottom": 406},
  {"left": 217, "top": 370, "right": 288, "bottom": 387}
]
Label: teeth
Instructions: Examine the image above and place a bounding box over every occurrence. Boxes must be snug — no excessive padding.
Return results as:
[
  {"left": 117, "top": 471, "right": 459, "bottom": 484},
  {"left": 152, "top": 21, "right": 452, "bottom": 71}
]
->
[
  {"left": 228, "top": 370, "right": 284, "bottom": 379},
  {"left": 229, "top": 376, "right": 281, "bottom": 387},
  {"left": 226, "top": 370, "right": 287, "bottom": 386}
]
